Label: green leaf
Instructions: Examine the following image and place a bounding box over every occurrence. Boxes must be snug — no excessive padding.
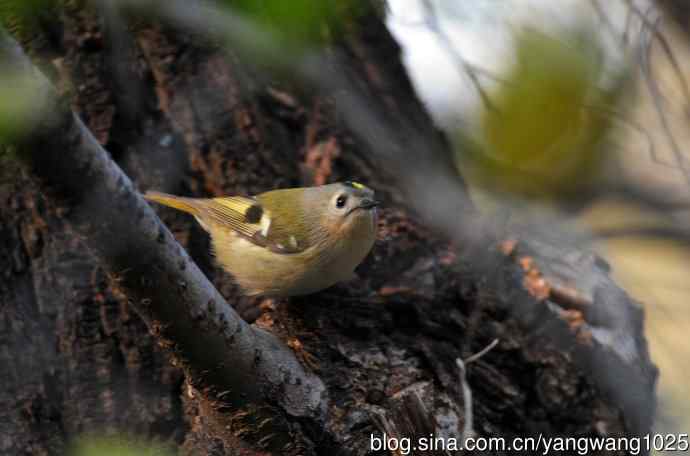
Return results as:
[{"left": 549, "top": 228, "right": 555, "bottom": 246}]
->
[
  {"left": 0, "top": 0, "right": 58, "bottom": 44},
  {"left": 460, "top": 26, "right": 628, "bottom": 200},
  {"left": 0, "top": 71, "right": 44, "bottom": 144},
  {"left": 70, "top": 435, "right": 172, "bottom": 456},
  {"left": 217, "top": 0, "right": 368, "bottom": 50}
]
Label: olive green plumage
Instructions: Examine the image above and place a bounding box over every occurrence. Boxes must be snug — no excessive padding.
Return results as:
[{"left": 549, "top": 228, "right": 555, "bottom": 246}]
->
[{"left": 145, "top": 182, "right": 379, "bottom": 297}]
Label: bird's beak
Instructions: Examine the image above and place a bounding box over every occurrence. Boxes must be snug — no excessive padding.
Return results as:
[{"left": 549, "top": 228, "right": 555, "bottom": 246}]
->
[{"left": 359, "top": 198, "right": 380, "bottom": 210}]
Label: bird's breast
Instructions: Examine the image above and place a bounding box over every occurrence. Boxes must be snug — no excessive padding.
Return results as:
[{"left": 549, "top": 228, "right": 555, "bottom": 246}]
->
[{"left": 209, "top": 211, "right": 377, "bottom": 296}]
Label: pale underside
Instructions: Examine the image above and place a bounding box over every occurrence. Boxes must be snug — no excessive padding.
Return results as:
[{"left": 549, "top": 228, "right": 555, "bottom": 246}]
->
[{"left": 209, "top": 219, "right": 376, "bottom": 296}]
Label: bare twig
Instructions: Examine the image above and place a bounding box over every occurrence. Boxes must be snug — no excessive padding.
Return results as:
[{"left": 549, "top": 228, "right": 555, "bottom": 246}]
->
[
  {"left": 594, "top": 225, "right": 690, "bottom": 243},
  {"left": 590, "top": 0, "right": 629, "bottom": 47},
  {"left": 419, "top": 0, "right": 496, "bottom": 112},
  {"left": 581, "top": 103, "right": 660, "bottom": 168},
  {"left": 637, "top": 11, "right": 690, "bottom": 186},
  {"left": 464, "top": 338, "right": 499, "bottom": 365},
  {"left": 625, "top": 0, "right": 690, "bottom": 111},
  {"left": 455, "top": 357, "right": 474, "bottom": 448},
  {"left": 455, "top": 339, "right": 498, "bottom": 449}
]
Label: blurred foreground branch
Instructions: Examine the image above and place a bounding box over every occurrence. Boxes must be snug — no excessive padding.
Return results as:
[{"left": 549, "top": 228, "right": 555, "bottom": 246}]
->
[{"left": 114, "top": 0, "right": 483, "bottom": 250}]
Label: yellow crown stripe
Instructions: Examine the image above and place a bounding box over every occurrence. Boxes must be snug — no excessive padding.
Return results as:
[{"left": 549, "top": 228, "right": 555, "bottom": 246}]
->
[{"left": 346, "top": 181, "right": 366, "bottom": 190}]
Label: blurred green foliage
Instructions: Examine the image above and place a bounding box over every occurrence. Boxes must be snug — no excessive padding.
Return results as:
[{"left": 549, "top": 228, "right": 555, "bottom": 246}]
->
[
  {"left": 0, "top": 0, "right": 59, "bottom": 46},
  {"left": 0, "top": 0, "right": 55, "bottom": 22},
  {"left": 217, "top": 0, "right": 369, "bottom": 50},
  {"left": 460, "top": 27, "right": 628, "bottom": 200},
  {"left": 70, "top": 435, "right": 172, "bottom": 456},
  {"left": 0, "top": 71, "right": 43, "bottom": 145}
]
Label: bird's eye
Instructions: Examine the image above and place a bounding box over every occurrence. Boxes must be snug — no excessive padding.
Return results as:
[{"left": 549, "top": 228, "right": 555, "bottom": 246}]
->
[{"left": 335, "top": 195, "right": 347, "bottom": 209}]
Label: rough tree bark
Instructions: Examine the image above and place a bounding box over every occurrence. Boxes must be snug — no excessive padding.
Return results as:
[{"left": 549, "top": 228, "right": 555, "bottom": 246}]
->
[{"left": 0, "top": 2, "right": 657, "bottom": 455}]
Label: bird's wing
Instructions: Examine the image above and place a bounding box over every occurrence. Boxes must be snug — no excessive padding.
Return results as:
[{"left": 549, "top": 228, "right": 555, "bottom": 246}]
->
[{"left": 201, "top": 196, "right": 307, "bottom": 254}]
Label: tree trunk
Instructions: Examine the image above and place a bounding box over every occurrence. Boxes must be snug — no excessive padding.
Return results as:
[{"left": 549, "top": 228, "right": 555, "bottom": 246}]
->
[{"left": 0, "top": 3, "right": 657, "bottom": 455}]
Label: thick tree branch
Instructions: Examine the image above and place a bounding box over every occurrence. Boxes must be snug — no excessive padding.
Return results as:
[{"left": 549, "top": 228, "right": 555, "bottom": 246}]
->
[{"left": 1, "top": 29, "right": 326, "bottom": 452}]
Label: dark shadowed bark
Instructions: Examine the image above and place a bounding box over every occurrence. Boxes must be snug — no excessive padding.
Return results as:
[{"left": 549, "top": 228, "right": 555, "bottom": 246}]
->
[
  {"left": 657, "top": 0, "right": 690, "bottom": 35},
  {"left": 1, "top": 2, "right": 656, "bottom": 455}
]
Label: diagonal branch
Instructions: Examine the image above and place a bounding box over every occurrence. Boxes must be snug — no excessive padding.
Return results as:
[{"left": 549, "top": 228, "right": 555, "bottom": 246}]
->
[{"left": 0, "top": 28, "right": 326, "bottom": 451}]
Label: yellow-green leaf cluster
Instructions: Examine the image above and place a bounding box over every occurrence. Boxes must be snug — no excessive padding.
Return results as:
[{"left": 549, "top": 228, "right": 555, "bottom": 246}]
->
[
  {"left": 463, "top": 27, "right": 627, "bottom": 200},
  {"left": 218, "top": 0, "right": 368, "bottom": 50},
  {"left": 0, "top": 0, "right": 59, "bottom": 48},
  {"left": 0, "top": 71, "right": 44, "bottom": 144},
  {"left": 70, "top": 435, "right": 172, "bottom": 456}
]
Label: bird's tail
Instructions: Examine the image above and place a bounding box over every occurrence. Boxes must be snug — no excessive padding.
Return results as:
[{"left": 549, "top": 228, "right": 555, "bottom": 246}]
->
[{"left": 144, "top": 191, "right": 202, "bottom": 216}]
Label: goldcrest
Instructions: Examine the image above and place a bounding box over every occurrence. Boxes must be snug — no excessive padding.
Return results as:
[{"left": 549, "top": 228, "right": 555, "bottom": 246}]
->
[{"left": 145, "top": 181, "right": 379, "bottom": 297}]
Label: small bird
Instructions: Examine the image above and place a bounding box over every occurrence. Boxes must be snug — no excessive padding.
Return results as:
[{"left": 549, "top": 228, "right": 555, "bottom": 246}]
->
[{"left": 145, "top": 181, "right": 379, "bottom": 297}]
